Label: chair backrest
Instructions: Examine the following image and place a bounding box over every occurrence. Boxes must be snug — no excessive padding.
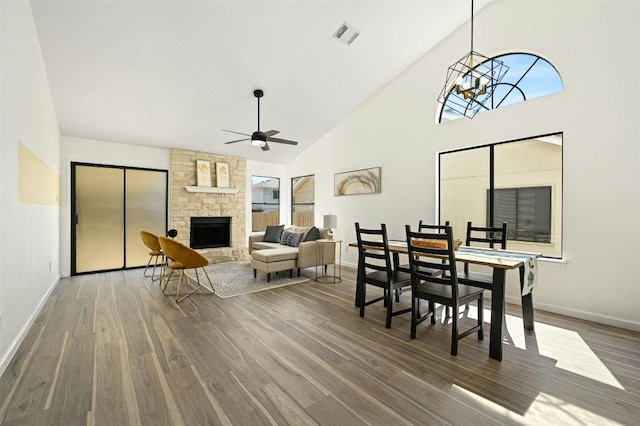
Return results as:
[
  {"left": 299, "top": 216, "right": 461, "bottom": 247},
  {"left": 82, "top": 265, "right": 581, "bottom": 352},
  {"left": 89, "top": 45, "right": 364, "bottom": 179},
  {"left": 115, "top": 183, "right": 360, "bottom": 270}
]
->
[
  {"left": 405, "top": 224, "right": 459, "bottom": 299},
  {"left": 158, "top": 237, "right": 209, "bottom": 269},
  {"left": 465, "top": 221, "right": 507, "bottom": 249},
  {"left": 354, "top": 223, "right": 393, "bottom": 283},
  {"left": 464, "top": 221, "right": 506, "bottom": 275},
  {"left": 140, "top": 230, "right": 162, "bottom": 252},
  {"left": 418, "top": 220, "right": 450, "bottom": 233}
]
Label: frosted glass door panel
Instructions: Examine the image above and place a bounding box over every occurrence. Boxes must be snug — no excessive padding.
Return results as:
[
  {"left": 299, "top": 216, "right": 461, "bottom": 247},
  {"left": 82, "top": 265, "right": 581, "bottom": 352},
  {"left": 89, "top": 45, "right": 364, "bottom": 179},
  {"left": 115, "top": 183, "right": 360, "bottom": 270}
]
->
[
  {"left": 125, "top": 169, "right": 167, "bottom": 267},
  {"left": 75, "top": 166, "right": 125, "bottom": 273}
]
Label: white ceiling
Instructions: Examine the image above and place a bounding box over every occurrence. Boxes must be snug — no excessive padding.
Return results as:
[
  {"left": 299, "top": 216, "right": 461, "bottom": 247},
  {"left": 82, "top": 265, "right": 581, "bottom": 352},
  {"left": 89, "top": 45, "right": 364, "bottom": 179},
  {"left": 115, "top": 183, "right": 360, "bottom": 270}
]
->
[{"left": 30, "top": 0, "right": 494, "bottom": 164}]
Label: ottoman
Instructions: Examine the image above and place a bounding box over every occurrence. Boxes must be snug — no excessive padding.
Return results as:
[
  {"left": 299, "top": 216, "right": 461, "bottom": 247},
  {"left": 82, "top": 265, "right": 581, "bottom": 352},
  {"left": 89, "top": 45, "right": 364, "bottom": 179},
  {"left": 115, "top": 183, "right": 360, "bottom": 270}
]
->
[{"left": 250, "top": 247, "right": 298, "bottom": 283}]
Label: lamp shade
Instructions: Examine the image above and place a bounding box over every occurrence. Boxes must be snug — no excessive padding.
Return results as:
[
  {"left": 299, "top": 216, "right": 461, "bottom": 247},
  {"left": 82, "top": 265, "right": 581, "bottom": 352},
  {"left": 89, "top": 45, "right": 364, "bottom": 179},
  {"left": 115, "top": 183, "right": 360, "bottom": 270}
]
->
[{"left": 323, "top": 214, "right": 338, "bottom": 229}]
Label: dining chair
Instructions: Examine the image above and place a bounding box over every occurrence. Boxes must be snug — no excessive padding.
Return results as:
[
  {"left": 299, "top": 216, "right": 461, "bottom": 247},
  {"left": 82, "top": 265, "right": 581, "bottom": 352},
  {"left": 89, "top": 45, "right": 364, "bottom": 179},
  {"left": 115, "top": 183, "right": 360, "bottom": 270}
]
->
[
  {"left": 158, "top": 236, "right": 214, "bottom": 303},
  {"left": 405, "top": 224, "right": 484, "bottom": 356},
  {"left": 396, "top": 220, "right": 450, "bottom": 275},
  {"left": 459, "top": 221, "right": 508, "bottom": 288},
  {"left": 355, "top": 223, "right": 412, "bottom": 328},
  {"left": 140, "top": 230, "right": 164, "bottom": 283}
]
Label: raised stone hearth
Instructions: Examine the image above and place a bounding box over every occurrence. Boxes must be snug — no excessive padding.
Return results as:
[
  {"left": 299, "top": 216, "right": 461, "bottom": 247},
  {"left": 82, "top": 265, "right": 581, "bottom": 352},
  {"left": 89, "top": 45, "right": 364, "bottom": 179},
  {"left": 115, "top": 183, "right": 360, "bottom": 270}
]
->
[{"left": 170, "top": 148, "right": 249, "bottom": 263}]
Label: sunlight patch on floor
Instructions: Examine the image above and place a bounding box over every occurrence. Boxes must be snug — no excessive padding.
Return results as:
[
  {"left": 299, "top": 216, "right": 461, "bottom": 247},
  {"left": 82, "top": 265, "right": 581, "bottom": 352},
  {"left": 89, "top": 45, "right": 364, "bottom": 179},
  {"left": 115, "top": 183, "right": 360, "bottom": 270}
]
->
[
  {"left": 451, "top": 384, "right": 524, "bottom": 423},
  {"left": 504, "top": 313, "right": 624, "bottom": 390},
  {"left": 526, "top": 391, "right": 620, "bottom": 425}
]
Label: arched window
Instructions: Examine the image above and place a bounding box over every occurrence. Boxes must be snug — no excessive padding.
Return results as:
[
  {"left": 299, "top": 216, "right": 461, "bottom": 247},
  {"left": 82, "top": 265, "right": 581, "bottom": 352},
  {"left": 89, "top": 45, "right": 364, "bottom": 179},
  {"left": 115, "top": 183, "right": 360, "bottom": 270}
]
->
[{"left": 438, "top": 53, "right": 563, "bottom": 122}]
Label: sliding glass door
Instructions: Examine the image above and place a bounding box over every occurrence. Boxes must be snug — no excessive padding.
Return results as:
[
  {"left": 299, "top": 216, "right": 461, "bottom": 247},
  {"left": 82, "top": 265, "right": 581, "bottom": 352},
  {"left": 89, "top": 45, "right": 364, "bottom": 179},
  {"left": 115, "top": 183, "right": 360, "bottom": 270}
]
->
[{"left": 71, "top": 163, "right": 167, "bottom": 275}]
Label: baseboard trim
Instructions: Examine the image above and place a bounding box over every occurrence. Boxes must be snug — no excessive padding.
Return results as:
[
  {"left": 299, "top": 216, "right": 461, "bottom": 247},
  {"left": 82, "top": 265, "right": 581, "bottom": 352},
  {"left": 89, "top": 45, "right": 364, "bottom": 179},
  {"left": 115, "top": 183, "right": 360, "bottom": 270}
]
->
[
  {"left": 506, "top": 295, "right": 640, "bottom": 332},
  {"left": 0, "top": 274, "right": 60, "bottom": 376}
]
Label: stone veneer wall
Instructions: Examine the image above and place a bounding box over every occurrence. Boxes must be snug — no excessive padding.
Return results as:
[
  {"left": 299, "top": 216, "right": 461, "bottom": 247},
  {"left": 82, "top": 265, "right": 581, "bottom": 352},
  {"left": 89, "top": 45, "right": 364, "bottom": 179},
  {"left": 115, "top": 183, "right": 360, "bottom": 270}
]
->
[{"left": 170, "top": 148, "right": 249, "bottom": 263}]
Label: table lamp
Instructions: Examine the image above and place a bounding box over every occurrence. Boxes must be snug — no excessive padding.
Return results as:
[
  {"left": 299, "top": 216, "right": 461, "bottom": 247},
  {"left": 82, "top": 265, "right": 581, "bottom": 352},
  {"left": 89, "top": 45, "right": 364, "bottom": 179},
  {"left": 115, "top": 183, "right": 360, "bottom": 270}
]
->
[{"left": 323, "top": 214, "right": 338, "bottom": 240}]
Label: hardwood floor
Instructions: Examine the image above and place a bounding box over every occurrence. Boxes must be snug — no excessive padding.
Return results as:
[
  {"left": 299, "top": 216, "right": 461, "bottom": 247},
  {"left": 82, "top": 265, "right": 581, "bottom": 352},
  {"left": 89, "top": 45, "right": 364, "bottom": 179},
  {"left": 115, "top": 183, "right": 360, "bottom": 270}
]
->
[{"left": 1, "top": 266, "right": 639, "bottom": 425}]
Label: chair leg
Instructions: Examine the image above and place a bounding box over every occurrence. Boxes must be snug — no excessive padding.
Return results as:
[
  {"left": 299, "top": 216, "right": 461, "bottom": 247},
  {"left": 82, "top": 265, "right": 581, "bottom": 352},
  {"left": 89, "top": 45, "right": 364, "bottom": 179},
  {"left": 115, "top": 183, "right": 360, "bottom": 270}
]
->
[
  {"left": 385, "top": 290, "right": 393, "bottom": 328},
  {"left": 359, "top": 286, "right": 366, "bottom": 317},
  {"left": 451, "top": 305, "right": 459, "bottom": 356},
  {"left": 478, "top": 296, "right": 484, "bottom": 340},
  {"left": 201, "top": 267, "right": 215, "bottom": 293},
  {"left": 162, "top": 269, "right": 175, "bottom": 294},
  {"left": 410, "top": 296, "right": 418, "bottom": 339},
  {"left": 143, "top": 256, "right": 154, "bottom": 277},
  {"left": 429, "top": 301, "right": 436, "bottom": 324}
]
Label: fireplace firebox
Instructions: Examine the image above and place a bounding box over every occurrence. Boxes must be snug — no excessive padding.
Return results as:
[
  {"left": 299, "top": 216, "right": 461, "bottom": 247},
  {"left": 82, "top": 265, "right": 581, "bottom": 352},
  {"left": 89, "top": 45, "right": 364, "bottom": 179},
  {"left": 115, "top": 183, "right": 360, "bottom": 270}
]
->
[{"left": 190, "top": 217, "right": 231, "bottom": 249}]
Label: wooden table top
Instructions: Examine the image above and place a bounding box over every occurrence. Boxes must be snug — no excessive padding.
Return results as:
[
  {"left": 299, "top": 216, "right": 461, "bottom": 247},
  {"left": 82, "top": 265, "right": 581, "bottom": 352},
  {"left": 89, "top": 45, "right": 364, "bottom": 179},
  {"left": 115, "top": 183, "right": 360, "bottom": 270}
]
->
[{"left": 349, "top": 240, "right": 541, "bottom": 270}]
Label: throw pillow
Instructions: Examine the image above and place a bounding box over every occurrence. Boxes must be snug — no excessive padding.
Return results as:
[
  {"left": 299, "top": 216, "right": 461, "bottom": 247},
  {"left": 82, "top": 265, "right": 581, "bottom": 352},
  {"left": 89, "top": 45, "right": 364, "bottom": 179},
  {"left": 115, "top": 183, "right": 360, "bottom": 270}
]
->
[
  {"left": 280, "top": 230, "right": 305, "bottom": 247},
  {"left": 289, "top": 225, "right": 311, "bottom": 240},
  {"left": 263, "top": 225, "right": 284, "bottom": 243},
  {"left": 304, "top": 226, "right": 320, "bottom": 242}
]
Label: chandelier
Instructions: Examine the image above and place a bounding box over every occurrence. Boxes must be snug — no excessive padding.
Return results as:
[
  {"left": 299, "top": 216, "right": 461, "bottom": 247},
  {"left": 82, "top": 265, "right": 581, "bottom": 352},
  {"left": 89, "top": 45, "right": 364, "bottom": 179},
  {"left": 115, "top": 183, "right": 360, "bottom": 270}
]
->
[{"left": 437, "top": 0, "right": 508, "bottom": 118}]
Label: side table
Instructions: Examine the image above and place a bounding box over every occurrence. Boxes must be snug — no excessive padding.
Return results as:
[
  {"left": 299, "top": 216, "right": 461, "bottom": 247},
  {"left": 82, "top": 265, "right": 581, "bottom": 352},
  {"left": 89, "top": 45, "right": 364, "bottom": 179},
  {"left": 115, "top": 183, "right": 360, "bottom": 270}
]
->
[{"left": 315, "top": 239, "right": 342, "bottom": 283}]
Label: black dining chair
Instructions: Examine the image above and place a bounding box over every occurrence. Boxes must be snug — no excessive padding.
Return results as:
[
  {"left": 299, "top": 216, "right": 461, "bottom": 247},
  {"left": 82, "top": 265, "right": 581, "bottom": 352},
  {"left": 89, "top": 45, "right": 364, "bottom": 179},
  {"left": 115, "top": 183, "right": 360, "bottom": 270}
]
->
[
  {"left": 396, "top": 220, "right": 450, "bottom": 276},
  {"left": 355, "top": 223, "right": 412, "bottom": 328},
  {"left": 405, "top": 224, "right": 484, "bottom": 356},
  {"left": 458, "top": 221, "right": 508, "bottom": 288}
]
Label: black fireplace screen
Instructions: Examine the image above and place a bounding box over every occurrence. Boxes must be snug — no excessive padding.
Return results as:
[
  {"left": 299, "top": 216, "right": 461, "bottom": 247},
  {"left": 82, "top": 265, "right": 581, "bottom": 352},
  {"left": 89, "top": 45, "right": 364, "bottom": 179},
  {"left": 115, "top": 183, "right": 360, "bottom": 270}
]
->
[{"left": 190, "top": 217, "right": 231, "bottom": 249}]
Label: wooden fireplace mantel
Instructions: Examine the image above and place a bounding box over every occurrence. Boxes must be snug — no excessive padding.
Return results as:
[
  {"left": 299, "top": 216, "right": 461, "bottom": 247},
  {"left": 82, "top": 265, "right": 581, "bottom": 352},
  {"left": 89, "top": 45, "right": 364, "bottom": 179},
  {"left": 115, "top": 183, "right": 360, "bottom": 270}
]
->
[{"left": 183, "top": 186, "right": 239, "bottom": 194}]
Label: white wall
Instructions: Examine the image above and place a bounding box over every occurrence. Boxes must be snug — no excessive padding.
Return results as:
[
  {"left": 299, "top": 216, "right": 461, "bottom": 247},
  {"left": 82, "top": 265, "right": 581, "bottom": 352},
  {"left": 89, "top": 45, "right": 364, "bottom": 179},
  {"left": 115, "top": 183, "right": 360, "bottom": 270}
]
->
[
  {"left": 59, "top": 136, "right": 170, "bottom": 277},
  {"left": 287, "top": 0, "right": 640, "bottom": 330},
  {"left": 0, "top": 0, "right": 62, "bottom": 373}
]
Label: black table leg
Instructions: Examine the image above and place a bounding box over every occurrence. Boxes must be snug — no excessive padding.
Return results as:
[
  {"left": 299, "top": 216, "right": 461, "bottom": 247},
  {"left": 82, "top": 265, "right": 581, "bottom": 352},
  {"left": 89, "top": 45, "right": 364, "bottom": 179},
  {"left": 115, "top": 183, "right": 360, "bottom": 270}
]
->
[
  {"left": 490, "top": 268, "right": 506, "bottom": 361},
  {"left": 519, "top": 265, "right": 535, "bottom": 330}
]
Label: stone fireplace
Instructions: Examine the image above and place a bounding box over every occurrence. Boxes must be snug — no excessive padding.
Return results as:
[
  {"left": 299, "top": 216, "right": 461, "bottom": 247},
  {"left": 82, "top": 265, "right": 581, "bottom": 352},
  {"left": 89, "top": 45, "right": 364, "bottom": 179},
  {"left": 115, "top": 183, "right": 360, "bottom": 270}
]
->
[{"left": 169, "top": 148, "right": 249, "bottom": 263}]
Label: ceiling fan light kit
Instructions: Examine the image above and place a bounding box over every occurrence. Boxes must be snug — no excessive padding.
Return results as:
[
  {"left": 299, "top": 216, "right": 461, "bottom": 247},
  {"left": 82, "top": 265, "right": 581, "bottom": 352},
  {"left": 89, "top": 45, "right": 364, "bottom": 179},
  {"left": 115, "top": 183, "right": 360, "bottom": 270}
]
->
[
  {"left": 222, "top": 89, "right": 299, "bottom": 151},
  {"left": 251, "top": 133, "right": 267, "bottom": 148}
]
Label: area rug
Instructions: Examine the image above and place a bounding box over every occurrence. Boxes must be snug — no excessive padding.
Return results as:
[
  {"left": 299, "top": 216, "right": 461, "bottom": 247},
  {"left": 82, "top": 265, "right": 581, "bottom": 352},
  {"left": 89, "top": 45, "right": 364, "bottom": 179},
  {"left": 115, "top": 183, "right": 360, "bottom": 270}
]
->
[{"left": 206, "top": 260, "right": 310, "bottom": 298}]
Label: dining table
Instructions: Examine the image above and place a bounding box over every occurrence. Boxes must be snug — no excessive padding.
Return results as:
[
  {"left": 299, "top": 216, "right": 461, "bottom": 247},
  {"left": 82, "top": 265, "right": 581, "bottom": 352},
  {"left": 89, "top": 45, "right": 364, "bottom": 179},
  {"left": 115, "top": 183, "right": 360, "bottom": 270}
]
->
[{"left": 349, "top": 240, "right": 541, "bottom": 361}]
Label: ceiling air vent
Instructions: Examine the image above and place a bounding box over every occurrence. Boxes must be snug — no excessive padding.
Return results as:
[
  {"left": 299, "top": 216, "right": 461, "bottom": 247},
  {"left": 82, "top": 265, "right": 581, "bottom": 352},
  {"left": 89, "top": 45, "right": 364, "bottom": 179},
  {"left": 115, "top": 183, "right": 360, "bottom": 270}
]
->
[{"left": 333, "top": 21, "right": 361, "bottom": 46}]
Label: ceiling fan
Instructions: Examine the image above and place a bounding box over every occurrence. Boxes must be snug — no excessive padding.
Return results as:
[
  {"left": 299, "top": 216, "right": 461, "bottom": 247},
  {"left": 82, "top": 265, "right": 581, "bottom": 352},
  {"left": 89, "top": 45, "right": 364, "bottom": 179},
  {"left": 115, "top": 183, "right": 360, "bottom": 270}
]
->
[{"left": 222, "top": 89, "right": 299, "bottom": 151}]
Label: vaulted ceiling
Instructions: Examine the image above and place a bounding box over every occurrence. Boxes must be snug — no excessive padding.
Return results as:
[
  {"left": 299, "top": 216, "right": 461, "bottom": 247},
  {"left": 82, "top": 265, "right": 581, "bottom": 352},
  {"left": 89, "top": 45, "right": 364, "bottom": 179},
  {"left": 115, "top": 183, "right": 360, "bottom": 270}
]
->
[{"left": 30, "top": 0, "right": 494, "bottom": 164}]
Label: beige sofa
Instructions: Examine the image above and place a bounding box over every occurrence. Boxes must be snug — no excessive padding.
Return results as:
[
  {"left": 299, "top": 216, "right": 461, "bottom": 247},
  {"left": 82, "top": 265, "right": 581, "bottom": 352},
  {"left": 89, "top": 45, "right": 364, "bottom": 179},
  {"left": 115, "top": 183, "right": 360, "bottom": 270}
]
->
[{"left": 248, "top": 226, "right": 336, "bottom": 275}]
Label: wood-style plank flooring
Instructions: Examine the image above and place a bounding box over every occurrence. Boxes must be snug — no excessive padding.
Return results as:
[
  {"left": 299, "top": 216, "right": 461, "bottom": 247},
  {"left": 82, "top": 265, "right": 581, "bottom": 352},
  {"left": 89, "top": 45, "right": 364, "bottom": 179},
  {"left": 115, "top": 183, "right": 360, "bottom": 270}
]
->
[{"left": 1, "top": 265, "right": 639, "bottom": 425}]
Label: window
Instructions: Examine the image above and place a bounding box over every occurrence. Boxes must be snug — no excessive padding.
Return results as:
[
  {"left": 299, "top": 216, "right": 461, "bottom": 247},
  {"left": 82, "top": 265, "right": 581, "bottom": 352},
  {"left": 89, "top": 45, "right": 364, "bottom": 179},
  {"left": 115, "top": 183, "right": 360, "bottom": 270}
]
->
[
  {"left": 488, "top": 187, "right": 551, "bottom": 243},
  {"left": 439, "top": 133, "right": 562, "bottom": 258},
  {"left": 439, "top": 53, "right": 563, "bottom": 122},
  {"left": 291, "top": 175, "right": 314, "bottom": 227},
  {"left": 251, "top": 176, "right": 280, "bottom": 231}
]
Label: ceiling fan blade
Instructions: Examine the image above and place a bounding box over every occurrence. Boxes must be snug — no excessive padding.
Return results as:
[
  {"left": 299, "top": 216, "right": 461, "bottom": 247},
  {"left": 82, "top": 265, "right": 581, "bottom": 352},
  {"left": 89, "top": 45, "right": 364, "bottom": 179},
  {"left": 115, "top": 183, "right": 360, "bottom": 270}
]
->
[
  {"left": 221, "top": 129, "right": 251, "bottom": 137},
  {"left": 263, "top": 130, "right": 280, "bottom": 137},
  {"left": 267, "top": 137, "right": 299, "bottom": 145},
  {"left": 261, "top": 142, "right": 270, "bottom": 151},
  {"left": 224, "top": 138, "right": 250, "bottom": 144}
]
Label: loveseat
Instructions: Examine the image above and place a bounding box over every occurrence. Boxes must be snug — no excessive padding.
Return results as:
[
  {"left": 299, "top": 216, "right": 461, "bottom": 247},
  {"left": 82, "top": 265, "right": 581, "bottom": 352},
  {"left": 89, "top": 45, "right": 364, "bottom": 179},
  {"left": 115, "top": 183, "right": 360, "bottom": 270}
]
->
[{"left": 248, "top": 225, "right": 336, "bottom": 275}]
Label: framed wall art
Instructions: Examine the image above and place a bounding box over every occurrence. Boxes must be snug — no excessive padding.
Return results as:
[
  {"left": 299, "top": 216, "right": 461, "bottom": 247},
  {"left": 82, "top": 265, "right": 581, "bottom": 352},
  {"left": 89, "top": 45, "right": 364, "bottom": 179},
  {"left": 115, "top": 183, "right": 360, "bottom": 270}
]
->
[
  {"left": 334, "top": 166, "right": 381, "bottom": 196},
  {"left": 196, "top": 160, "right": 211, "bottom": 187},
  {"left": 216, "top": 162, "right": 230, "bottom": 188}
]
